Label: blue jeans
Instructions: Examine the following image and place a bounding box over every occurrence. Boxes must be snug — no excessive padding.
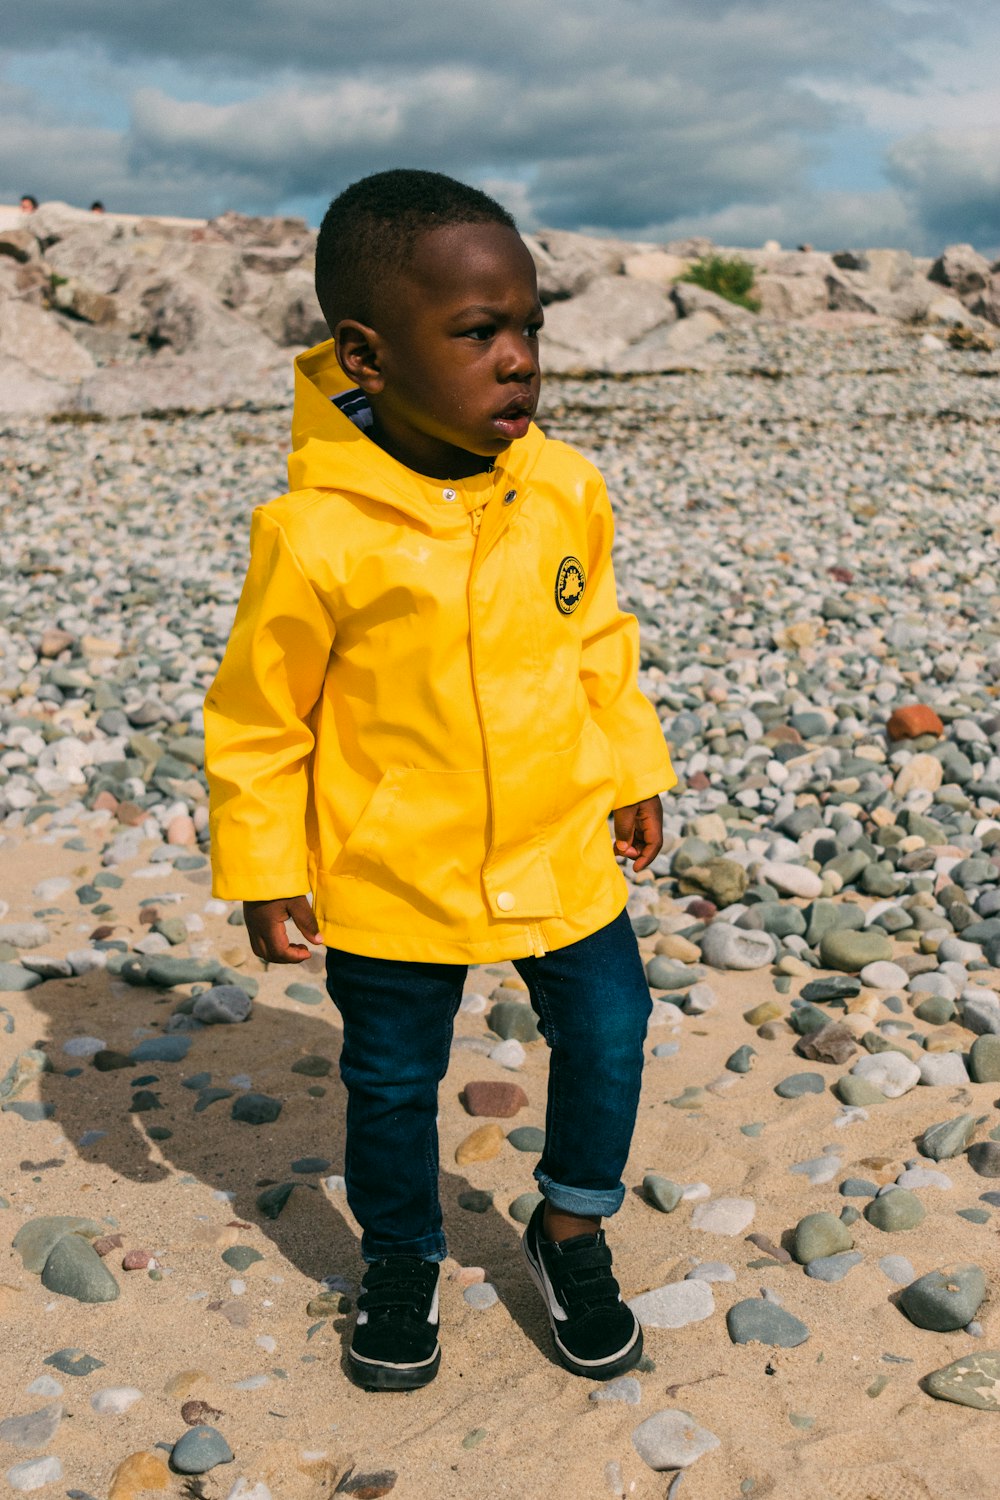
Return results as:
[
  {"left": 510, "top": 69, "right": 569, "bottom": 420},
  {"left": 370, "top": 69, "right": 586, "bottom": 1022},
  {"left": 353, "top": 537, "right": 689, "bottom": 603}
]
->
[{"left": 325, "top": 908, "right": 652, "bottom": 1262}]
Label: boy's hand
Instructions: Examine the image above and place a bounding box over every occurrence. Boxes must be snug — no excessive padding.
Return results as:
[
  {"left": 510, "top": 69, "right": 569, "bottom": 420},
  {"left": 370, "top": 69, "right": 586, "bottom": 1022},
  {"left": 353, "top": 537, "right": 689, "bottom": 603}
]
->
[
  {"left": 244, "top": 896, "right": 322, "bottom": 964},
  {"left": 613, "top": 796, "right": 663, "bottom": 874}
]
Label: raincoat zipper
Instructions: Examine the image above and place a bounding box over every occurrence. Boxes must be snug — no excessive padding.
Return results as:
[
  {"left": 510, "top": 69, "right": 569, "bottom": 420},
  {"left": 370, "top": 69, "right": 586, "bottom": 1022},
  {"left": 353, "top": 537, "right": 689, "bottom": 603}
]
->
[{"left": 471, "top": 506, "right": 484, "bottom": 535}]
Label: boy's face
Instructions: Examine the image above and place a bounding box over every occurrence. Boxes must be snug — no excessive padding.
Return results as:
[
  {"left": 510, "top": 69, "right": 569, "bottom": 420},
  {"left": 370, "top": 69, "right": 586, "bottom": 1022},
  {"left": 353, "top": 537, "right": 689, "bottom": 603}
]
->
[{"left": 337, "top": 222, "right": 543, "bottom": 480}]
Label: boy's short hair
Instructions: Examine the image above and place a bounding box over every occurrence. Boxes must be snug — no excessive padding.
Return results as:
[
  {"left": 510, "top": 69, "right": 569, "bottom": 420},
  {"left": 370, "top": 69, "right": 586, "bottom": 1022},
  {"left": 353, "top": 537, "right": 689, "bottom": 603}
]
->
[{"left": 315, "top": 168, "right": 517, "bottom": 331}]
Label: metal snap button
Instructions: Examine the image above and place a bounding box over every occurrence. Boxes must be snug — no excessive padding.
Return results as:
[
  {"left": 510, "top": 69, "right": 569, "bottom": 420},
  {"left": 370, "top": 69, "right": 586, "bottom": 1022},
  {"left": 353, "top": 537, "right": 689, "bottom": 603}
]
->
[
  {"left": 503, "top": 490, "right": 516, "bottom": 505},
  {"left": 442, "top": 487, "right": 457, "bottom": 502}
]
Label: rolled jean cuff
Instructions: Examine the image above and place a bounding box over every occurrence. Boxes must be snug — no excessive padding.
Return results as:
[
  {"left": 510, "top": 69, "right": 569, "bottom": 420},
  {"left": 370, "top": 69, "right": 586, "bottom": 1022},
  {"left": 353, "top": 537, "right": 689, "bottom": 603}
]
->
[
  {"left": 361, "top": 1231, "right": 447, "bottom": 1265},
  {"left": 535, "top": 1170, "right": 625, "bottom": 1218}
]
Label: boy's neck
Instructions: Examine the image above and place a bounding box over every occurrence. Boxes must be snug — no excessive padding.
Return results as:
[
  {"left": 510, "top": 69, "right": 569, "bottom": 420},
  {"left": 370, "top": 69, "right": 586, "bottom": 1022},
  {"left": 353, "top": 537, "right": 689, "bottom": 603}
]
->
[{"left": 366, "top": 412, "right": 496, "bottom": 482}]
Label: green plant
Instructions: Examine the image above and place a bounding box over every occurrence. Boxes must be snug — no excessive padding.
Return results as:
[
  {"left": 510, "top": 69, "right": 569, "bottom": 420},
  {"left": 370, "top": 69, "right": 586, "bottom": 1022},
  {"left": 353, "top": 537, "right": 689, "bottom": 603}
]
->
[{"left": 680, "top": 254, "right": 760, "bottom": 312}]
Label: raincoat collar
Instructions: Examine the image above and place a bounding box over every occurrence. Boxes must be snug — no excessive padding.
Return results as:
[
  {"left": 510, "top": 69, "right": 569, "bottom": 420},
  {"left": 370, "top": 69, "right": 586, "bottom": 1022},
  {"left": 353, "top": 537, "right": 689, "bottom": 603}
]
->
[{"left": 288, "top": 338, "right": 545, "bottom": 521}]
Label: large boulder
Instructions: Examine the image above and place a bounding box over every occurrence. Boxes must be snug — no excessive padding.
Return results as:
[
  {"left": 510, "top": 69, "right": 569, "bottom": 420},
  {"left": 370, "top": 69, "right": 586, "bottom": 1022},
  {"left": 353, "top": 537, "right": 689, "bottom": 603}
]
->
[
  {"left": 623, "top": 250, "right": 690, "bottom": 287},
  {"left": 524, "top": 230, "right": 636, "bottom": 303},
  {"left": 253, "top": 268, "right": 328, "bottom": 347},
  {"left": 613, "top": 310, "right": 725, "bottom": 373},
  {"left": 755, "top": 274, "right": 829, "bottom": 320},
  {"left": 832, "top": 249, "right": 916, "bottom": 291},
  {"left": 671, "top": 281, "right": 754, "bottom": 325},
  {"left": 209, "top": 210, "right": 315, "bottom": 254},
  {"left": 0, "top": 298, "right": 95, "bottom": 380},
  {"left": 968, "top": 273, "right": 1000, "bottom": 327},
  {"left": 929, "top": 244, "right": 992, "bottom": 300},
  {"left": 541, "top": 274, "right": 676, "bottom": 372}
]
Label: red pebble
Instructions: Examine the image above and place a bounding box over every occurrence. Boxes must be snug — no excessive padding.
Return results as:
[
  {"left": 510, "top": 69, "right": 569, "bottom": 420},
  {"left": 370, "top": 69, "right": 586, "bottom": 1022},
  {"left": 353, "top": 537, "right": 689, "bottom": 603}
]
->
[
  {"left": 116, "top": 801, "right": 146, "bottom": 826},
  {"left": 461, "top": 1081, "right": 529, "bottom": 1118},
  {"left": 828, "top": 565, "right": 854, "bottom": 583},
  {"left": 686, "top": 771, "right": 711, "bottom": 790},
  {"left": 92, "top": 790, "right": 119, "bottom": 813},
  {"left": 92, "top": 1234, "right": 124, "bottom": 1257},
  {"left": 138, "top": 907, "right": 159, "bottom": 926},
  {"left": 122, "top": 1248, "right": 154, "bottom": 1270},
  {"left": 886, "top": 704, "right": 944, "bottom": 741},
  {"left": 89, "top": 925, "right": 114, "bottom": 942},
  {"left": 686, "top": 899, "right": 718, "bottom": 920}
]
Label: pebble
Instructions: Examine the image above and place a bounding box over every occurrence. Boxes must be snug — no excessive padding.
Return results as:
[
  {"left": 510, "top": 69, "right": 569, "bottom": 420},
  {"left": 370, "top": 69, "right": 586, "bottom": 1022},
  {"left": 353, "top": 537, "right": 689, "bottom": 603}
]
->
[
  {"left": 0, "top": 1403, "right": 63, "bottom": 1449},
  {"left": 508, "top": 1191, "right": 544, "bottom": 1224},
  {"left": 879, "top": 1254, "right": 916, "bottom": 1284},
  {"left": 685, "top": 1261, "right": 736, "bottom": 1283},
  {"left": 462, "top": 1080, "right": 528, "bottom": 1117},
  {"left": 917, "top": 1052, "right": 969, "bottom": 1086},
  {"left": 5, "top": 1456, "right": 64, "bottom": 1492},
  {"left": 793, "top": 1213, "right": 852, "bottom": 1264},
  {"left": 455, "top": 1124, "right": 504, "bottom": 1164},
  {"left": 804, "top": 1251, "right": 863, "bottom": 1282},
  {"left": 900, "top": 1265, "right": 986, "bottom": 1331},
  {"left": 488, "top": 1039, "right": 526, "bottom": 1069},
  {"left": 632, "top": 1409, "right": 720, "bottom": 1470},
  {"left": 627, "top": 1280, "right": 715, "bottom": 1328},
  {"left": 40, "top": 1234, "right": 119, "bottom": 1302},
  {"left": 897, "top": 1165, "right": 952, "bottom": 1190},
  {"left": 860, "top": 961, "right": 910, "bottom": 990},
  {"left": 170, "top": 1425, "right": 235, "bottom": 1474},
  {"left": 590, "top": 1375, "right": 642, "bottom": 1404},
  {"left": 463, "top": 1283, "right": 498, "bottom": 1310},
  {"left": 726, "top": 1300, "right": 810, "bottom": 1348},
  {"left": 90, "top": 1387, "right": 144, "bottom": 1415},
  {"left": 819, "top": 929, "right": 892, "bottom": 972},
  {"left": 231, "top": 1093, "right": 282, "bottom": 1125},
  {"left": 690, "top": 1197, "right": 756, "bottom": 1235},
  {"left": 774, "top": 1072, "right": 825, "bottom": 1098},
  {"left": 925, "top": 1351, "right": 1000, "bottom": 1409},
  {"left": 643, "top": 1175, "right": 683, "bottom": 1213},
  {"left": 864, "top": 1189, "right": 926, "bottom": 1232},
  {"left": 192, "top": 986, "right": 253, "bottom": 1024},
  {"left": 699, "top": 923, "right": 775, "bottom": 970},
  {"left": 967, "top": 1143, "right": 1000, "bottom": 1178},
  {"left": 850, "top": 1052, "right": 921, "bottom": 1098},
  {"left": 969, "top": 1035, "right": 1000, "bottom": 1082},
  {"left": 921, "top": 1114, "right": 977, "bottom": 1160}
]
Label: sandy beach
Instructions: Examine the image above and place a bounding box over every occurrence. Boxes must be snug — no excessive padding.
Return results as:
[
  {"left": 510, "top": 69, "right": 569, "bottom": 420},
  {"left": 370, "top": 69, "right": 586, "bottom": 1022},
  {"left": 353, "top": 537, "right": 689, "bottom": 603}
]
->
[{"left": 3, "top": 323, "right": 1000, "bottom": 1499}]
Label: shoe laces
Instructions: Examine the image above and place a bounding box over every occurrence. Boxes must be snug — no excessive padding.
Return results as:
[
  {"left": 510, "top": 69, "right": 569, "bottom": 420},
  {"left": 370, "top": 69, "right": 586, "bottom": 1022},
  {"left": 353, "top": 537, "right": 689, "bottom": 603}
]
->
[
  {"left": 358, "top": 1257, "right": 436, "bottom": 1321},
  {"left": 547, "top": 1232, "right": 622, "bottom": 1315}
]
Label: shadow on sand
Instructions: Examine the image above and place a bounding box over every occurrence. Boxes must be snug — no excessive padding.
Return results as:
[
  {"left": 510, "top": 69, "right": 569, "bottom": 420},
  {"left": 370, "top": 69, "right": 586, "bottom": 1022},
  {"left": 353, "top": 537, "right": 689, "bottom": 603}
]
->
[{"left": 20, "top": 959, "right": 554, "bottom": 1365}]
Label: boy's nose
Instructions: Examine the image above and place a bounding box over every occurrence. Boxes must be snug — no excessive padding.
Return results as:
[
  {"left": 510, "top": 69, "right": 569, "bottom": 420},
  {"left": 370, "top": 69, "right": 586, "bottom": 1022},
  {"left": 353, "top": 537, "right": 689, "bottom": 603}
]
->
[{"left": 499, "top": 335, "right": 538, "bottom": 380}]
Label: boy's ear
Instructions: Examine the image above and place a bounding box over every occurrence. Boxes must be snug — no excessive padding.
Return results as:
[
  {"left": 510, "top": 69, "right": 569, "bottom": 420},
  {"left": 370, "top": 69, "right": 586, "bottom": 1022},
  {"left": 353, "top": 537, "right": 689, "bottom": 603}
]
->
[{"left": 335, "top": 319, "right": 385, "bottom": 393}]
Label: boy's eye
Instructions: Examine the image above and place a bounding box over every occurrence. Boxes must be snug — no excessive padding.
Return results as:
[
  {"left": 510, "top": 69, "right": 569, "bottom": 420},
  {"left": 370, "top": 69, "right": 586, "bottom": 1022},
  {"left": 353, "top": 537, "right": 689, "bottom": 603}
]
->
[
  {"left": 463, "top": 325, "right": 495, "bottom": 341},
  {"left": 526, "top": 322, "right": 542, "bottom": 338}
]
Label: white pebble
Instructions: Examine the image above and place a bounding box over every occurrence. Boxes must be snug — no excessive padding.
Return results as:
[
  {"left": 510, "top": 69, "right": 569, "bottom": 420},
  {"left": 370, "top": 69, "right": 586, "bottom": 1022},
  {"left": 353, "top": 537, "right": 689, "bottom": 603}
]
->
[
  {"left": 851, "top": 1051, "right": 920, "bottom": 1097},
  {"left": 628, "top": 1279, "right": 715, "bottom": 1328},
  {"left": 488, "top": 1038, "right": 526, "bottom": 1069},
  {"left": 690, "top": 1197, "right": 756, "bottom": 1235},
  {"left": 91, "top": 1386, "right": 144, "bottom": 1414}
]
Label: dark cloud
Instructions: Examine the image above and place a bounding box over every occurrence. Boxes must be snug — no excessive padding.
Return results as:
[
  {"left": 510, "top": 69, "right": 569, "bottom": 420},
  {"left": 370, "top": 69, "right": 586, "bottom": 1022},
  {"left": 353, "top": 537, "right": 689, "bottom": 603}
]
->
[{"left": 2, "top": 0, "right": 996, "bottom": 251}]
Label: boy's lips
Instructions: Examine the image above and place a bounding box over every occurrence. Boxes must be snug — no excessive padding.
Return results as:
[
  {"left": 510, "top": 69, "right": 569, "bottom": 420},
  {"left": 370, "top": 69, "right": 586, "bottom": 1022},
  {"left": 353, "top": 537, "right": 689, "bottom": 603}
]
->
[{"left": 491, "top": 395, "right": 535, "bottom": 439}]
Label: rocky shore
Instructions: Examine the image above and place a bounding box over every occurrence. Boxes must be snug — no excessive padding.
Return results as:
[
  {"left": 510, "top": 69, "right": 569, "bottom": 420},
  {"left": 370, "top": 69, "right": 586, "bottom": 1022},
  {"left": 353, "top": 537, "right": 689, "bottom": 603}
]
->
[
  {"left": 2, "top": 318, "right": 1000, "bottom": 1496},
  {"left": 1, "top": 198, "right": 999, "bottom": 415}
]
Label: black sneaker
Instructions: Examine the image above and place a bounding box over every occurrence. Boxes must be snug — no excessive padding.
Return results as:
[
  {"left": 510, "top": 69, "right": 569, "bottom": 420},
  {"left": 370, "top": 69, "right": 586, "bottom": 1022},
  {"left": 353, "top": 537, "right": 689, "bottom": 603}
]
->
[
  {"left": 522, "top": 1202, "right": 642, "bottom": 1379},
  {"left": 348, "top": 1257, "right": 441, "bottom": 1391}
]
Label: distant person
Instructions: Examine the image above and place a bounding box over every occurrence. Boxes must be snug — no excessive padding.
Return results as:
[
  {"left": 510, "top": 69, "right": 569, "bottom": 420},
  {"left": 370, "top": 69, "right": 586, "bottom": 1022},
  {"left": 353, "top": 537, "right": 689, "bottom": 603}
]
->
[
  {"left": 19, "top": 194, "right": 37, "bottom": 213},
  {"left": 90, "top": 201, "right": 105, "bottom": 214},
  {"left": 205, "top": 169, "right": 676, "bottom": 1392}
]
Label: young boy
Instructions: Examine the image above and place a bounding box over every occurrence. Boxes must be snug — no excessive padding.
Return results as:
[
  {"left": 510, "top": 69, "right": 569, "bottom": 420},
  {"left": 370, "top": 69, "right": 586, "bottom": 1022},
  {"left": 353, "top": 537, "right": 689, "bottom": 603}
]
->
[{"left": 204, "top": 170, "right": 676, "bottom": 1392}]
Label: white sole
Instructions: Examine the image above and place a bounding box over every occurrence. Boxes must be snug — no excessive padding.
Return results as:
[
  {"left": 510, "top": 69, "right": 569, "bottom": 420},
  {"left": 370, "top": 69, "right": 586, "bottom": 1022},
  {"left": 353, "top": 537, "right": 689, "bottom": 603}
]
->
[{"left": 521, "top": 1230, "right": 642, "bottom": 1376}]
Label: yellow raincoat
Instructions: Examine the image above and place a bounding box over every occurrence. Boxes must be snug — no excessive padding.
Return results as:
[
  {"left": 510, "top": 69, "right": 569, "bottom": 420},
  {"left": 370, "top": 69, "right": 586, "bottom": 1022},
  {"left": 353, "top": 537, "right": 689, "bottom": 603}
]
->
[{"left": 204, "top": 341, "right": 676, "bottom": 962}]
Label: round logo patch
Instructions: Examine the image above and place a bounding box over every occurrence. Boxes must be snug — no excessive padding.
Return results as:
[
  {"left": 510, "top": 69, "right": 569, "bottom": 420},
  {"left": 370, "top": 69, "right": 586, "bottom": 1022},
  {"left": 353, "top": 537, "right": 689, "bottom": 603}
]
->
[{"left": 555, "top": 555, "right": 586, "bottom": 615}]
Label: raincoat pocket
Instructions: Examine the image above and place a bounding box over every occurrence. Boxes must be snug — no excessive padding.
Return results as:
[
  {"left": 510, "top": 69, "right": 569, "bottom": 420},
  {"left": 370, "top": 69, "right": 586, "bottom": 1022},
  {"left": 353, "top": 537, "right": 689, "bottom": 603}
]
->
[{"left": 329, "top": 766, "right": 489, "bottom": 927}]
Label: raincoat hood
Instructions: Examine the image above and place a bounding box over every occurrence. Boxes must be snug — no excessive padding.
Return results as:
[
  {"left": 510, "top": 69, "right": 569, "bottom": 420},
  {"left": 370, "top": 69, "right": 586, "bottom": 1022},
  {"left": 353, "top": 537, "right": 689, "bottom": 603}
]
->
[{"left": 205, "top": 340, "right": 675, "bottom": 963}]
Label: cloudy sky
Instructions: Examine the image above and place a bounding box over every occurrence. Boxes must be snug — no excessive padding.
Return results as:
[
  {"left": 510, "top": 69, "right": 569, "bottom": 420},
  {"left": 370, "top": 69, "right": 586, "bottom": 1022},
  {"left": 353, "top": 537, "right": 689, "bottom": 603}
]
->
[{"left": 4, "top": 0, "right": 1000, "bottom": 252}]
